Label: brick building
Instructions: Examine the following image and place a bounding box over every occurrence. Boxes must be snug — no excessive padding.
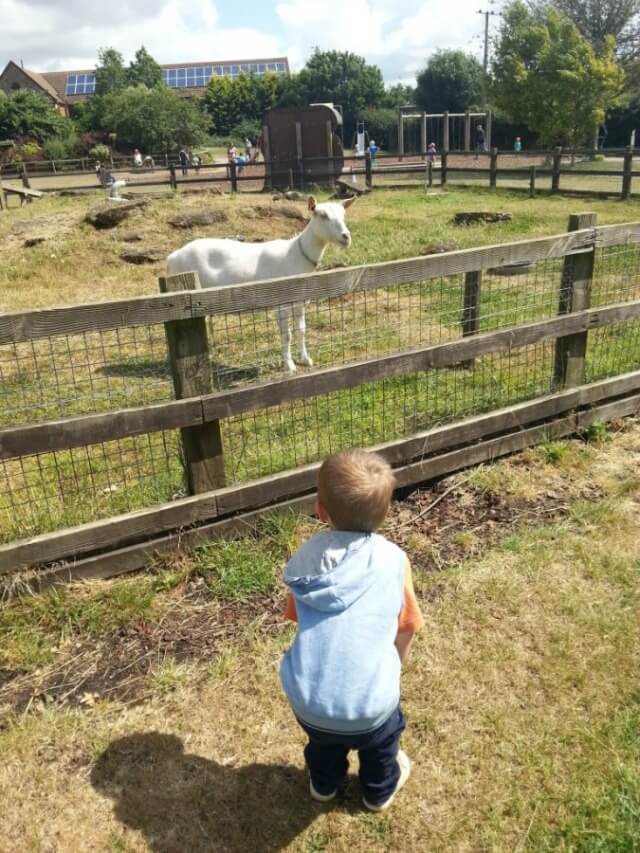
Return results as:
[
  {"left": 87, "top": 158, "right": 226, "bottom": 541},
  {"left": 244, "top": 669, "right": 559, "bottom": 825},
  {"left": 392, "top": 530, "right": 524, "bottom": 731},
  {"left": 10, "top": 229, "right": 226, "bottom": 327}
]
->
[{"left": 0, "top": 57, "right": 290, "bottom": 116}]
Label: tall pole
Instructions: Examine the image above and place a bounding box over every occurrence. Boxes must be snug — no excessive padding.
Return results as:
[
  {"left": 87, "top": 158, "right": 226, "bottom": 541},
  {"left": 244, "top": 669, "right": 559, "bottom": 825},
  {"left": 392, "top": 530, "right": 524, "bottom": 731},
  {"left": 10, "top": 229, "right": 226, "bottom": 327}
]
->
[{"left": 478, "top": 8, "right": 497, "bottom": 76}]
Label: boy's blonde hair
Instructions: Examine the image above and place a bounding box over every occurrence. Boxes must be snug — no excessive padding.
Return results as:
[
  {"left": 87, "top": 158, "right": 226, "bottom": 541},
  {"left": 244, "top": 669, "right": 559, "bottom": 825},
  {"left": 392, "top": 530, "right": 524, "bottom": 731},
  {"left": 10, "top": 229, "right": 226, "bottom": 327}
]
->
[{"left": 317, "top": 449, "right": 395, "bottom": 532}]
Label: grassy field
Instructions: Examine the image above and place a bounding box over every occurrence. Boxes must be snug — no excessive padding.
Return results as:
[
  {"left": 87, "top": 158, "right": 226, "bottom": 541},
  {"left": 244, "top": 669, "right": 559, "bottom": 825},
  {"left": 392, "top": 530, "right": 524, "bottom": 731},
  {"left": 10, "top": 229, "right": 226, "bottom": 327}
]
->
[
  {"left": 2, "top": 186, "right": 640, "bottom": 543},
  {"left": 1, "top": 422, "right": 639, "bottom": 851}
]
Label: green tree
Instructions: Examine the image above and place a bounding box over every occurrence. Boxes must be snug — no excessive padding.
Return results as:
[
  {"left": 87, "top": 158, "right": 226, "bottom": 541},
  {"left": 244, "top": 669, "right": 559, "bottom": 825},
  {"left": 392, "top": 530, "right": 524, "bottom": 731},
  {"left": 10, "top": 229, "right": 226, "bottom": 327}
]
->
[
  {"left": 492, "top": 2, "right": 624, "bottom": 147},
  {"left": 295, "top": 49, "right": 385, "bottom": 137},
  {"left": 381, "top": 83, "right": 416, "bottom": 108},
  {"left": 358, "top": 107, "right": 398, "bottom": 149},
  {"left": 415, "top": 50, "right": 484, "bottom": 113},
  {"left": 203, "top": 72, "right": 284, "bottom": 136},
  {"left": 527, "top": 0, "right": 640, "bottom": 53},
  {"left": 128, "top": 46, "right": 163, "bottom": 88},
  {"left": 100, "top": 86, "right": 208, "bottom": 151},
  {"left": 0, "top": 90, "right": 68, "bottom": 142},
  {"left": 95, "top": 48, "right": 128, "bottom": 96}
]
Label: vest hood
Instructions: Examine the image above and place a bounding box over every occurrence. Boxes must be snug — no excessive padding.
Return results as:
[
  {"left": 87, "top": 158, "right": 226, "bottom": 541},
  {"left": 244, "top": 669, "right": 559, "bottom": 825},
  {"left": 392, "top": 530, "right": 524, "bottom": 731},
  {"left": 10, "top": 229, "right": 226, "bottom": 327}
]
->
[{"left": 283, "top": 530, "right": 379, "bottom": 613}]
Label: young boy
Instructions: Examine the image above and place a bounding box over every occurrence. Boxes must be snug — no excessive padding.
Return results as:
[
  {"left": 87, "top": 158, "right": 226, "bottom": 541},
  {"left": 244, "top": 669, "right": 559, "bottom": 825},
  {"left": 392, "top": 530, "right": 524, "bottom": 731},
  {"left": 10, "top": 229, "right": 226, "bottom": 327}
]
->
[{"left": 280, "top": 449, "right": 423, "bottom": 811}]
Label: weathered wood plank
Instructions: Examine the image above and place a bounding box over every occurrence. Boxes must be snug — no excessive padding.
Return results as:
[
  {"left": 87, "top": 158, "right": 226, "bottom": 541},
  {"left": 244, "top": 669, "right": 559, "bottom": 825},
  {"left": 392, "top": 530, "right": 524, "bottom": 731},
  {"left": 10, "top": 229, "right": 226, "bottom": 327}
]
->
[
  {"left": 159, "top": 273, "right": 226, "bottom": 492},
  {"left": 3, "top": 299, "right": 640, "bottom": 461},
  {"left": 3, "top": 368, "right": 640, "bottom": 573},
  {"left": 29, "top": 495, "right": 318, "bottom": 590},
  {"left": 21, "top": 392, "right": 640, "bottom": 586},
  {"left": 0, "top": 229, "right": 606, "bottom": 345},
  {"left": 0, "top": 398, "right": 202, "bottom": 460}
]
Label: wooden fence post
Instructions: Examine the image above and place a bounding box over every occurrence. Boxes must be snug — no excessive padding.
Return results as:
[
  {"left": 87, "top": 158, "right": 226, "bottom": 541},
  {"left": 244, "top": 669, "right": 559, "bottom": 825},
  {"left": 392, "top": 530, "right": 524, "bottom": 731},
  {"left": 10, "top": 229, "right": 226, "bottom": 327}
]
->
[
  {"left": 169, "top": 164, "right": 177, "bottom": 190},
  {"left": 427, "top": 160, "right": 433, "bottom": 188},
  {"left": 462, "top": 270, "right": 482, "bottom": 368},
  {"left": 553, "top": 212, "right": 597, "bottom": 390},
  {"left": 489, "top": 147, "right": 498, "bottom": 188},
  {"left": 159, "top": 272, "right": 226, "bottom": 493},
  {"left": 529, "top": 165, "right": 536, "bottom": 198},
  {"left": 0, "top": 170, "right": 5, "bottom": 211},
  {"left": 464, "top": 111, "right": 471, "bottom": 152},
  {"left": 365, "top": 151, "right": 373, "bottom": 188},
  {"left": 441, "top": 151, "right": 448, "bottom": 187},
  {"left": 21, "top": 163, "right": 31, "bottom": 189},
  {"left": 421, "top": 111, "right": 427, "bottom": 160},
  {"left": 622, "top": 145, "right": 633, "bottom": 199},
  {"left": 230, "top": 159, "right": 238, "bottom": 192},
  {"left": 443, "top": 111, "right": 450, "bottom": 153},
  {"left": 262, "top": 125, "right": 272, "bottom": 191},
  {"left": 552, "top": 146, "right": 562, "bottom": 193}
]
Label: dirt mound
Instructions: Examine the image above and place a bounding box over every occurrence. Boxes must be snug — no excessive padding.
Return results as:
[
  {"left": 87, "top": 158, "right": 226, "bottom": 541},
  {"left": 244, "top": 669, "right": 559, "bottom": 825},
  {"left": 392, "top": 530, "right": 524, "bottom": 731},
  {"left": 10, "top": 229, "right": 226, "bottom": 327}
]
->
[
  {"left": 168, "top": 209, "right": 229, "bottom": 228},
  {"left": 85, "top": 199, "right": 149, "bottom": 229}
]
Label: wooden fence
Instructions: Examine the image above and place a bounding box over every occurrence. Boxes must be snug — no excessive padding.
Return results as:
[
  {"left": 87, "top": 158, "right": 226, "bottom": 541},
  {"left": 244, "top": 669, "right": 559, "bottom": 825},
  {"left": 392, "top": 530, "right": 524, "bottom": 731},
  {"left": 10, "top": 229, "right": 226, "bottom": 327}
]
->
[
  {"left": 2, "top": 214, "right": 640, "bottom": 587},
  {"left": 1, "top": 147, "right": 639, "bottom": 203}
]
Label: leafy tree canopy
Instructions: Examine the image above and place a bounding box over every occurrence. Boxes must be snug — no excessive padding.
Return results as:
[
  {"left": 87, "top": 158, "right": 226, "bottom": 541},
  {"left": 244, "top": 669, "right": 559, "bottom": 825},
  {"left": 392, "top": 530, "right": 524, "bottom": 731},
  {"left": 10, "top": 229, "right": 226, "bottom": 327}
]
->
[
  {"left": 95, "top": 48, "right": 128, "bottom": 96},
  {"left": 415, "top": 50, "right": 485, "bottom": 113},
  {"left": 204, "top": 72, "right": 283, "bottom": 136},
  {"left": 99, "top": 86, "right": 209, "bottom": 151},
  {"left": 128, "top": 46, "right": 163, "bottom": 89},
  {"left": 0, "top": 90, "right": 69, "bottom": 142},
  {"left": 380, "top": 83, "right": 416, "bottom": 109},
  {"left": 526, "top": 0, "right": 640, "bottom": 54},
  {"left": 492, "top": 1, "right": 624, "bottom": 147},
  {"left": 295, "top": 49, "right": 385, "bottom": 136}
]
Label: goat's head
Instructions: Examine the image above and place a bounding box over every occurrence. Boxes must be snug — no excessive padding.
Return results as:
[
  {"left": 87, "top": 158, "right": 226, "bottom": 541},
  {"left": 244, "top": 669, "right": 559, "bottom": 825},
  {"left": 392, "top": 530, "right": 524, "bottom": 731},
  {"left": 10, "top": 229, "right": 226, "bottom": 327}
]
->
[{"left": 307, "top": 196, "right": 355, "bottom": 248}]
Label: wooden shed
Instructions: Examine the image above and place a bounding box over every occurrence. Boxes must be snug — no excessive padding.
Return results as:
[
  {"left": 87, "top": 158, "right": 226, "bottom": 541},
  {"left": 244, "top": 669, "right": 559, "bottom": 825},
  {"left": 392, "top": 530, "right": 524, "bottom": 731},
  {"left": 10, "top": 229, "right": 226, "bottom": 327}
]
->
[{"left": 261, "top": 104, "right": 344, "bottom": 189}]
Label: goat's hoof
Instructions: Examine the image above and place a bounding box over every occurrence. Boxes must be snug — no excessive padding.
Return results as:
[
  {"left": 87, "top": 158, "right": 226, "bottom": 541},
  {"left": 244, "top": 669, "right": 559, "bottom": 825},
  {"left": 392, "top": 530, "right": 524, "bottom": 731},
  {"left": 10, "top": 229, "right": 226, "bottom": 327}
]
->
[
  {"left": 284, "top": 360, "right": 297, "bottom": 374},
  {"left": 296, "top": 354, "right": 313, "bottom": 368}
]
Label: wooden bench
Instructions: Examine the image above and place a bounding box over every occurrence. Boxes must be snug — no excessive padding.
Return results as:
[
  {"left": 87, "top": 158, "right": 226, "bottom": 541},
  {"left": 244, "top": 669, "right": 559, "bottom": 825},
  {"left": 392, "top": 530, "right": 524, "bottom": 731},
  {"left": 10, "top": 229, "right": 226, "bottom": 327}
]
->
[{"left": 2, "top": 185, "right": 44, "bottom": 207}]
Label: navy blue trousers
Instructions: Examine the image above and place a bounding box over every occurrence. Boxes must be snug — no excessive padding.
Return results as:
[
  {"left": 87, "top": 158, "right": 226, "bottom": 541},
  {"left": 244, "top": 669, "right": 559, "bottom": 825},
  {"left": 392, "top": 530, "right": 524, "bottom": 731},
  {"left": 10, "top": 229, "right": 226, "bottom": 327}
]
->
[{"left": 297, "top": 706, "right": 406, "bottom": 806}]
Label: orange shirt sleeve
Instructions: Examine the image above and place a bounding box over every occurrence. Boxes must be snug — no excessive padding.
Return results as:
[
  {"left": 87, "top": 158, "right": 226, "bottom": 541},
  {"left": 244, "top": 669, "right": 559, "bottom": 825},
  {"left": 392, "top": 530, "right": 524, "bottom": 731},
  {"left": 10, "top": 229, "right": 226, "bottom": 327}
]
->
[
  {"left": 284, "top": 591, "right": 298, "bottom": 622},
  {"left": 398, "top": 559, "right": 424, "bottom": 633}
]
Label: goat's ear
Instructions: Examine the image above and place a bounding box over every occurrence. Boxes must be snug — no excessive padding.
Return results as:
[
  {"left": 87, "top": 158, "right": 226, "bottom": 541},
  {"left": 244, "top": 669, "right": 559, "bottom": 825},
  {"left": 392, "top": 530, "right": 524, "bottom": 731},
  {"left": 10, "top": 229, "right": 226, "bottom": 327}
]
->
[
  {"left": 308, "top": 196, "right": 317, "bottom": 212},
  {"left": 341, "top": 195, "right": 356, "bottom": 209}
]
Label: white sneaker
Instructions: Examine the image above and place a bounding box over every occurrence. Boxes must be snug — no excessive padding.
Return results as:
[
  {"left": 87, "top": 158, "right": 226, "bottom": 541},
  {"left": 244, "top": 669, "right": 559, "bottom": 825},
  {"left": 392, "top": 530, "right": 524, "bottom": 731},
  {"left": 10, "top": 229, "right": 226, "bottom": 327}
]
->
[
  {"left": 362, "top": 750, "right": 411, "bottom": 812},
  {"left": 310, "top": 779, "right": 337, "bottom": 802}
]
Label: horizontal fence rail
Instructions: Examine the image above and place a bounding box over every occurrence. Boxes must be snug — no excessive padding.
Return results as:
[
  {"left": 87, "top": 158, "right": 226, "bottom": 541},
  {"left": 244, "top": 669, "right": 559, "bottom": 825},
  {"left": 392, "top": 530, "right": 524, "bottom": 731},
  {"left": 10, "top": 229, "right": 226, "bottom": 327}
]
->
[{"left": 3, "top": 214, "right": 640, "bottom": 582}]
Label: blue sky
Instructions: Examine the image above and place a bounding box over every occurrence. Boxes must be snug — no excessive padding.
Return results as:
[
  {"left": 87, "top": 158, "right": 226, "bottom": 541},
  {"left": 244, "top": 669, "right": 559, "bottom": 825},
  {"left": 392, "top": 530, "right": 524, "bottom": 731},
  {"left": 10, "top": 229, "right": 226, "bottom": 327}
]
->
[{"left": 0, "top": 0, "right": 497, "bottom": 84}]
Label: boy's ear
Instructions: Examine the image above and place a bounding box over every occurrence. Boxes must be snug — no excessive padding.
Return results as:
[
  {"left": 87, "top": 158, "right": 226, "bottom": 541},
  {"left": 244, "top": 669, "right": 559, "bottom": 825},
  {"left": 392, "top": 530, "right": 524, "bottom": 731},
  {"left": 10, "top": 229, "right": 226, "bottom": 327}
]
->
[
  {"left": 316, "top": 500, "right": 332, "bottom": 525},
  {"left": 308, "top": 195, "right": 317, "bottom": 212}
]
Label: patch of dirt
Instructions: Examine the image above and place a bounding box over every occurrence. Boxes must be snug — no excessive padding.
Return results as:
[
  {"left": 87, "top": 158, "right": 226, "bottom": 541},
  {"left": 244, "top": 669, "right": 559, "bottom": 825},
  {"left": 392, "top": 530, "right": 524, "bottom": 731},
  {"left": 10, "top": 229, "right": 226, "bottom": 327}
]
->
[
  {"left": 5, "top": 212, "right": 80, "bottom": 249},
  {"left": 243, "top": 203, "right": 308, "bottom": 222},
  {"left": 0, "top": 587, "right": 284, "bottom": 726},
  {"left": 168, "top": 209, "right": 228, "bottom": 228}
]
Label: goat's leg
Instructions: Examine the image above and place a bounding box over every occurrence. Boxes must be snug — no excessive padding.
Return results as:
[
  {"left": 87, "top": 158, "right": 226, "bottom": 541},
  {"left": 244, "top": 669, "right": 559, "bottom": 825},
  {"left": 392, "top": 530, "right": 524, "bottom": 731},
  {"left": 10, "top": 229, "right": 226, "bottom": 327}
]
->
[
  {"left": 292, "top": 303, "right": 313, "bottom": 367},
  {"left": 276, "top": 306, "right": 296, "bottom": 373}
]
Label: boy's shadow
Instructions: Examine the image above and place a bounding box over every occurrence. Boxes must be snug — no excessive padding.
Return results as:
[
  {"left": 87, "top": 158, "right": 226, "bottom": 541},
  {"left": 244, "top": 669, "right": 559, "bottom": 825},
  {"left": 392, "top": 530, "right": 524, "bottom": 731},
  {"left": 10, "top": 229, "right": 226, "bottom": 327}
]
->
[{"left": 90, "top": 732, "right": 315, "bottom": 852}]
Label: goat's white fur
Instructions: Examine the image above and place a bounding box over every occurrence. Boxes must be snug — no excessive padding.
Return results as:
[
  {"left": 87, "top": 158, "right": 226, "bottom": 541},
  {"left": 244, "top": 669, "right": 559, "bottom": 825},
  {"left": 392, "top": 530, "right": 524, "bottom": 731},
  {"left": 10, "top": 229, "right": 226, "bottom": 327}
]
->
[{"left": 166, "top": 196, "right": 355, "bottom": 372}]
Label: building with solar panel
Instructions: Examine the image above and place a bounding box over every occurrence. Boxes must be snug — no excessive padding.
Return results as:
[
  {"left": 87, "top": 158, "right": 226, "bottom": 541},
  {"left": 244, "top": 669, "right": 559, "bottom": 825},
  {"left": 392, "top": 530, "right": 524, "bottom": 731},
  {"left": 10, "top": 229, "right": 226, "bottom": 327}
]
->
[{"left": 0, "top": 57, "right": 290, "bottom": 116}]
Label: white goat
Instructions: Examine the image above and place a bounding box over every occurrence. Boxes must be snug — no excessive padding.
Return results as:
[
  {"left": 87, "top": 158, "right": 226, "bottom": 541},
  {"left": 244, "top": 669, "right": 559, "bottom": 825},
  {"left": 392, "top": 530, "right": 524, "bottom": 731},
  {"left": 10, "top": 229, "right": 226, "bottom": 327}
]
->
[{"left": 166, "top": 195, "right": 355, "bottom": 372}]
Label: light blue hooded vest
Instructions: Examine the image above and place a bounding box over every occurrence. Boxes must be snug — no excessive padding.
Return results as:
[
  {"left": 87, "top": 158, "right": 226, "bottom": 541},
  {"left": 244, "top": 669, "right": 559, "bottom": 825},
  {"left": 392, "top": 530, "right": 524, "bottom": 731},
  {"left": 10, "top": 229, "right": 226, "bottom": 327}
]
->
[{"left": 279, "top": 530, "right": 406, "bottom": 734}]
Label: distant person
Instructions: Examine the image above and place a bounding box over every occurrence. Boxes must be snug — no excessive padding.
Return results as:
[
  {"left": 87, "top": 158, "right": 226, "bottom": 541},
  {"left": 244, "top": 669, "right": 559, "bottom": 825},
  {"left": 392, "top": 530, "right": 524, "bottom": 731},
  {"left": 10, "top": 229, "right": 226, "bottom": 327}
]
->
[
  {"left": 514, "top": 136, "right": 522, "bottom": 154},
  {"left": 427, "top": 141, "right": 437, "bottom": 163},
  {"left": 598, "top": 124, "right": 608, "bottom": 151},
  {"left": 191, "top": 153, "right": 201, "bottom": 174},
  {"left": 244, "top": 137, "right": 253, "bottom": 159},
  {"left": 178, "top": 148, "right": 189, "bottom": 176},
  {"left": 236, "top": 153, "right": 248, "bottom": 175},
  {"left": 227, "top": 142, "right": 237, "bottom": 162},
  {"left": 133, "top": 148, "right": 154, "bottom": 170},
  {"left": 474, "top": 124, "right": 486, "bottom": 159},
  {"left": 368, "top": 139, "right": 379, "bottom": 166}
]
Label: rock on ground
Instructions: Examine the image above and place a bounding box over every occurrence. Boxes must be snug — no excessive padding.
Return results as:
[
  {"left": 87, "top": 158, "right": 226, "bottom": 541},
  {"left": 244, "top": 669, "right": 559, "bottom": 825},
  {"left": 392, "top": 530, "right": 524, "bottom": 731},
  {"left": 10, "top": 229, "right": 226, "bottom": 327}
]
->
[
  {"left": 453, "top": 211, "right": 513, "bottom": 225},
  {"left": 85, "top": 199, "right": 149, "bottom": 229},
  {"left": 168, "top": 209, "right": 228, "bottom": 228},
  {"left": 120, "top": 248, "right": 165, "bottom": 264}
]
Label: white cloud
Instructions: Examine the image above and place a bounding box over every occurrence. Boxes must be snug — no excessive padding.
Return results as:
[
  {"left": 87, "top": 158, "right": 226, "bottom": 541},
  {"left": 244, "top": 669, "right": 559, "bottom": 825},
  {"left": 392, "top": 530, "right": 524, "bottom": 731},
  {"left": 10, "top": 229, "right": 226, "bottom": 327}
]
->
[
  {"left": 0, "top": 0, "right": 281, "bottom": 70},
  {"left": 0, "top": 0, "right": 490, "bottom": 83}
]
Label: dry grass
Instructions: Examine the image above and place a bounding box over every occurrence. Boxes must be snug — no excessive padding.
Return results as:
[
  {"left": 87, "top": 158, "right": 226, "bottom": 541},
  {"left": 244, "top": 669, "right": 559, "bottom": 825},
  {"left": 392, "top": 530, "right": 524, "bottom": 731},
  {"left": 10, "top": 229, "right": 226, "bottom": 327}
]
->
[{"left": 1, "top": 423, "right": 639, "bottom": 851}]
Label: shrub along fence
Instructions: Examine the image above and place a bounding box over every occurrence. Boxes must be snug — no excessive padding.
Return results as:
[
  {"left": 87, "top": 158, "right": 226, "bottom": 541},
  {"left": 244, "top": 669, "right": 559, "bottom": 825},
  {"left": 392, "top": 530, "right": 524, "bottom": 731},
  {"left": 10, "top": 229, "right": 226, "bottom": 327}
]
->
[{"left": 2, "top": 213, "right": 640, "bottom": 587}]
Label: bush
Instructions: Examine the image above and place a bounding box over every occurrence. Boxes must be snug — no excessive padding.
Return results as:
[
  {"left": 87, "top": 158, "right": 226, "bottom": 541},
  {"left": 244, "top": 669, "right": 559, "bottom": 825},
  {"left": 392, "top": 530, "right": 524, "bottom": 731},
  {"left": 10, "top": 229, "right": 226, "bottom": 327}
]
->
[
  {"left": 14, "top": 142, "right": 42, "bottom": 161},
  {"left": 43, "top": 127, "right": 81, "bottom": 161},
  {"left": 358, "top": 108, "right": 398, "bottom": 151},
  {"left": 89, "top": 144, "right": 111, "bottom": 161}
]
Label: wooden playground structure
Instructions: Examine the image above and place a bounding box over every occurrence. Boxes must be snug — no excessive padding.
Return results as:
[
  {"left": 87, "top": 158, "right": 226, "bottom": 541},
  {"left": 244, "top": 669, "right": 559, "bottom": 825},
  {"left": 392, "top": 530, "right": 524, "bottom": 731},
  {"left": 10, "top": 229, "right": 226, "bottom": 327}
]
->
[{"left": 397, "top": 108, "right": 492, "bottom": 156}]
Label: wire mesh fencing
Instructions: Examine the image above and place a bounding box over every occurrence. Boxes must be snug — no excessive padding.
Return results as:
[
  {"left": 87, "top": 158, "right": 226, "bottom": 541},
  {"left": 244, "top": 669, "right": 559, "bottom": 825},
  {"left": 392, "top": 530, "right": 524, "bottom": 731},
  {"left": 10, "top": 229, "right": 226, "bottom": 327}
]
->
[{"left": 2, "top": 237, "right": 640, "bottom": 545}]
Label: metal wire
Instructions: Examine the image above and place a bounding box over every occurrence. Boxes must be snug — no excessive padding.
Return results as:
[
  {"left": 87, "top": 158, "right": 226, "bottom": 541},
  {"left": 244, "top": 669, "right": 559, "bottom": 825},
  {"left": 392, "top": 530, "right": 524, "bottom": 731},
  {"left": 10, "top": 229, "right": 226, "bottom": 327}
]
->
[{"left": 1, "top": 242, "right": 639, "bottom": 542}]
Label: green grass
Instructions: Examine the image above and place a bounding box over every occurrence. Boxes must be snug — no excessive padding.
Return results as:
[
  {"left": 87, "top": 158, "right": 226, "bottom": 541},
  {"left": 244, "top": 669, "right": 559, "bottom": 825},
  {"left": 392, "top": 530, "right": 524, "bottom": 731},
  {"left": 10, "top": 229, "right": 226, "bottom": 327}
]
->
[{"left": 3, "top": 187, "right": 640, "bottom": 544}]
